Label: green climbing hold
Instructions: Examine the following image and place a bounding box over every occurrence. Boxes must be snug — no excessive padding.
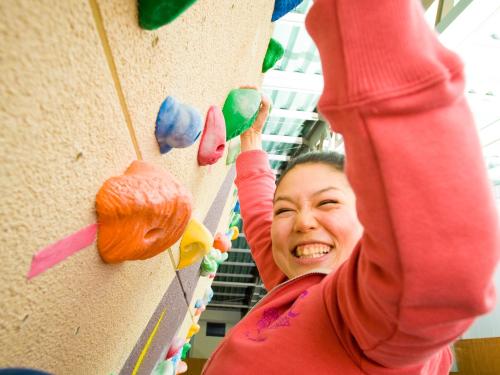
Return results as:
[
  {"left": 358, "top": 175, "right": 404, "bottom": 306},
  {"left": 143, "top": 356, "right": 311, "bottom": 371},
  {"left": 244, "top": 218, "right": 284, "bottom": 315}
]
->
[
  {"left": 229, "top": 212, "right": 241, "bottom": 228},
  {"left": 200, "top": 248, "right": 228, "bottom": 276},
  {"left": 262, "top": 38, "right": 285, "bottom": 73},
  {"left": 181, "top": 342, "right": 192, "bottom": 360},
  {"left": 225, "top": 139, "right": 241, "bottom": 165},
  {"left": 222, "top": 89, "right": 262, "bottom": 141},
  {"left": 138, "top": 0, "right": 197, "bottom": 30},
  {"left": 200, "top": 254, "right": 218, "bottom": 276}
]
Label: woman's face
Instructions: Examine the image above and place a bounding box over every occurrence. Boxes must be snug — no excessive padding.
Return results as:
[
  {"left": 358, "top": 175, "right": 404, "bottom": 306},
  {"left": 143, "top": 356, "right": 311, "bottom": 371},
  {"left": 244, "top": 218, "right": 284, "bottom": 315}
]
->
[{"left": 271, "top": 163, "right": 363, "bottom": 279}]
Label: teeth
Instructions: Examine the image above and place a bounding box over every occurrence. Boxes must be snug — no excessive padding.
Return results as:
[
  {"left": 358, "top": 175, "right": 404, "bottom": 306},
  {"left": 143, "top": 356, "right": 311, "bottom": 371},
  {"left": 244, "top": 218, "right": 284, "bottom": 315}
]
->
[
  {"left": 297, "top": 252, "right": 325, "bottom": 259},
  {"left": 295, "top": 244, "right": 332, "bottom": 258}
]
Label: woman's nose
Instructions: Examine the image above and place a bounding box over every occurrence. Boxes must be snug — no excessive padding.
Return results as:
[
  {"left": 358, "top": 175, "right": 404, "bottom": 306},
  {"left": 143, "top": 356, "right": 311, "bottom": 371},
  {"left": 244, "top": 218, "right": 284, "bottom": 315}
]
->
[{"left": 293, "top": 210, "right": 318, "bottom": 232}]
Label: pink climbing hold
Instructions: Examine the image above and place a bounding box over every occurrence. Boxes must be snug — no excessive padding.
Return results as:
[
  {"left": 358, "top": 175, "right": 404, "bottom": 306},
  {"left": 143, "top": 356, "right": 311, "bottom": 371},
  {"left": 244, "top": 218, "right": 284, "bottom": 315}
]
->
[
  {"left": 166, "top": 336, "right": 185, "bottom": 359},
  {"left": 197, "top": 105, "right": 226, "bottom": 166},
  {"left": 195, "top": 305, "right": 206, "bottom": 316}
]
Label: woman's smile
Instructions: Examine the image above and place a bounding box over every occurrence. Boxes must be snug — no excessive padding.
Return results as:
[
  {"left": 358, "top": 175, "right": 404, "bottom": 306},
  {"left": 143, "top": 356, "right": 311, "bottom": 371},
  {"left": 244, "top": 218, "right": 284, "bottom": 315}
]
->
[
  {"left": 292, "top": 243, "right": 335, "bottom": 265},
  {"left": 271, "top": 163, "right": 363, "bottom": 279}
]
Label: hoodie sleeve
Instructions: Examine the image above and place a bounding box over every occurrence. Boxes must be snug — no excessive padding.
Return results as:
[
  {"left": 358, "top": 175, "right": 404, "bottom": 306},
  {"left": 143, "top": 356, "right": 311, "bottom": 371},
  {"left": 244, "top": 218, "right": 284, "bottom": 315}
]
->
[
  {"left": 235, "top": 150, "right": 288, "bottom": 290},
  {"left": 306, "top": 0, "right": 499, "bottom": 368}
]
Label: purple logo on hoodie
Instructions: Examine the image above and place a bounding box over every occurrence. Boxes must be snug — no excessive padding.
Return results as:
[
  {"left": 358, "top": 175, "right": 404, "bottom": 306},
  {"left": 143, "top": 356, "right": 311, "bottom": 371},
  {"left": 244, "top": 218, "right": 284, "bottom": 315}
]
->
[{"left": 245, "top": 290, "right": 308, "bottom": 342}]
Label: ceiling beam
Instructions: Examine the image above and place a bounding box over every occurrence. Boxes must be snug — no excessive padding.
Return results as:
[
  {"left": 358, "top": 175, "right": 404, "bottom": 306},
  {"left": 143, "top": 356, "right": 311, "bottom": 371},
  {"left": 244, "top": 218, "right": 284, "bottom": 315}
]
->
[
  {"left": 263, "top": 70, "right": 323, "bottom": 95},
  {"left": 211, "top": 292, "right": 246, "bottom": 297},
  {"left": 269, "top": 108, "right": 319, "bottom": 121},
  {"left": 437, "top": 0, "right": 496, "bottom": 43},
  {"left": 261, "top": 133, "right": 303, "bottom": 144},
  {"left": 219, "top": 261, "right": 255, "bottom": 267},
  {"left": 229, "top": 248, "right": 251, "bottom": 254},
  {"left": 214, "top": 273, "right": 254, "bottom": 279},
  {"left": 212, "top": 281, "right": 263, "bottom": 287},
  {"left": 422, "top": 0, "right": 436, "bottom": 10},
  {"left": 207, "top": 303, "right": 249, "bottom": 309},
  {"left": 267, "top": 154, "right": 291, "bottom": 161}
]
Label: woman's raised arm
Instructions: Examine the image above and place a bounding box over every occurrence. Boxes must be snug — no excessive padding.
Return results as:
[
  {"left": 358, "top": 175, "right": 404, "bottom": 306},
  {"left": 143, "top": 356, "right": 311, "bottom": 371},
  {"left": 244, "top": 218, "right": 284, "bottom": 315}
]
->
[
  {"left": 307, "top": 0, "right": 499, "bottom": 368},
  {"left": 235, "top": 93, "right": 288, "bottom": 290}
]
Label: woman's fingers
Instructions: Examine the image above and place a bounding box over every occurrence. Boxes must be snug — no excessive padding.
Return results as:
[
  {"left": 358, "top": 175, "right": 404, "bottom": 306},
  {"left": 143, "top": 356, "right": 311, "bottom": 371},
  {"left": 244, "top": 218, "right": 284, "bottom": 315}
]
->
[
  {"left": 252, "top": 92, "right": 271, "bottom": 133},
  {"left": 237, "top": 85, "right": 271, "bottom": 133}
]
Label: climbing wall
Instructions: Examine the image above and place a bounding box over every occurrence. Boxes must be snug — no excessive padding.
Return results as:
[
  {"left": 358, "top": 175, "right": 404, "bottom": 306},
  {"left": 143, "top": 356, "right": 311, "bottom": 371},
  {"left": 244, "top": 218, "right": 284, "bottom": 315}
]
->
[{"left": 0, "top": 0, "right": 273, "bottom": 373}]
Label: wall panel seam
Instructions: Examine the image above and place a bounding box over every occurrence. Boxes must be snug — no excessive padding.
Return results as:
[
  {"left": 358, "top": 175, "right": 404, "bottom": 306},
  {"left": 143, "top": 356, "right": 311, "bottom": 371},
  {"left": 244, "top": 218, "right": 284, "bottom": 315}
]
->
[{"left": 88, "top": 0, "right": 143, "bottom": 160}]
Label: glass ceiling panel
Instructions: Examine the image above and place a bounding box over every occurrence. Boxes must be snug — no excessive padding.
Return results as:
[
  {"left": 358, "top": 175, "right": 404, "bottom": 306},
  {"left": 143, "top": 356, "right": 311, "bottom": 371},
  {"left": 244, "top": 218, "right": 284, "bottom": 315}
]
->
[
  {"left": 263, "top": 117, "right": 305, "bottom": 136},
  {"left": 264, "top": 88, "right": 319, "bottom": 113},
  {"left": 438, "top": 3, "right": 500, "bottom": 187}
]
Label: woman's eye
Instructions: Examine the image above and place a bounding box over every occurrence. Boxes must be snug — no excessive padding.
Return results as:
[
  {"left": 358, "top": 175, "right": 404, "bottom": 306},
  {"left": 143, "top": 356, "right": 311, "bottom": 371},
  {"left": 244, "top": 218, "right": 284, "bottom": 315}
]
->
[
  {"left": 319, "top": 200, "right": 339, "bottom": 206},
  {"left": 275, "top": 208, "right": 292, "bottom": 215}
]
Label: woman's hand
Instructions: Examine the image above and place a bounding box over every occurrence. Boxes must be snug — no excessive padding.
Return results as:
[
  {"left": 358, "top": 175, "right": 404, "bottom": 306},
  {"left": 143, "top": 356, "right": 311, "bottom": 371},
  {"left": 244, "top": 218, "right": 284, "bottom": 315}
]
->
[{"left": 239, "top": 87, "right": 271, "bottom": 152}]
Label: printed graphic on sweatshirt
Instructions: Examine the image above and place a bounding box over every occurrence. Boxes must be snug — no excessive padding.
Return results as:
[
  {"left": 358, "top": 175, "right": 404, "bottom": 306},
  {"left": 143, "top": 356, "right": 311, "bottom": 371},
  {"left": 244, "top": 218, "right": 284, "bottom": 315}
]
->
[{"left": 244, "top": 290, "right": 308, "bottom": 342}]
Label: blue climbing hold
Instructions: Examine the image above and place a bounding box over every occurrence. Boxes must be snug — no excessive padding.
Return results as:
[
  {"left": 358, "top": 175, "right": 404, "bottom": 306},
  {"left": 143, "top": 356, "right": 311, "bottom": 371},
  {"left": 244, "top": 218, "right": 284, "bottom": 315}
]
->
[
  {"left": 203, "top": 286, "right": 214, "bottom": 305},
  {"left": 271, "top": 0, "right": 303, "bottom": 22},
  {"left": 155, "top": 96, "right": 202, "bottom": 154},
  {"left": 171, "top": 350, "right": 182, "bottom": 370}
]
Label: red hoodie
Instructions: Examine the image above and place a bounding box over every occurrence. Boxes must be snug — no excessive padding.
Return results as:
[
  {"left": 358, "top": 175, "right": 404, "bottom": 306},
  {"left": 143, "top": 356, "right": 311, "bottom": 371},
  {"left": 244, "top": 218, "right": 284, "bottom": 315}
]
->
[{"left": 203, "top": 0, "right": 499, "bottom": 373}]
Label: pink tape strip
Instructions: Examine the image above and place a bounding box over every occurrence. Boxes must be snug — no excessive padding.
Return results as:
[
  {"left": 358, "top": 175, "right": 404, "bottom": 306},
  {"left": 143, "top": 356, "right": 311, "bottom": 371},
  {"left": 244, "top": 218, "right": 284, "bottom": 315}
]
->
[{"left": 27, "top": 223, "right": 98, "bottom": 279}]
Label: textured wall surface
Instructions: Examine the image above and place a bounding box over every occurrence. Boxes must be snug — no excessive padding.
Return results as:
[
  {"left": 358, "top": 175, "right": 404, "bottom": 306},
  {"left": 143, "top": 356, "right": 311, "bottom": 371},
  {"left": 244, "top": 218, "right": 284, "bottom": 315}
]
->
[
  {"left": 0, "top": 0, "right": 273, "bottom": 373},
  {"left": 96, "top": 0, "right": 272, "bottom": 223}
]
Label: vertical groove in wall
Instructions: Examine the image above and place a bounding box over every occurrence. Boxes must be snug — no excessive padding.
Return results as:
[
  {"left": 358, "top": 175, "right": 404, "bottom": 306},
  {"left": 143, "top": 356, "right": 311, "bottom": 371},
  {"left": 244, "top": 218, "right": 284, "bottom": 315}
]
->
[
  {"left": 88, "top": 0, "right": 143, "bottom": 160},
  {"left": 167, "top": 250, "right": 177, "bottom": 270}
]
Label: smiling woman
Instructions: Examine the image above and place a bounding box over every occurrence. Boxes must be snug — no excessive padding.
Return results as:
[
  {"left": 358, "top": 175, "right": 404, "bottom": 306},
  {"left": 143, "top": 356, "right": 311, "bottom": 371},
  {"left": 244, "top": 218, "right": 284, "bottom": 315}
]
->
[
  {"left": 271, "top": 159, "right": 363, "bottom": 278},
  {"left": 202, "top": 0, "right": 499, "bottom": 373}
]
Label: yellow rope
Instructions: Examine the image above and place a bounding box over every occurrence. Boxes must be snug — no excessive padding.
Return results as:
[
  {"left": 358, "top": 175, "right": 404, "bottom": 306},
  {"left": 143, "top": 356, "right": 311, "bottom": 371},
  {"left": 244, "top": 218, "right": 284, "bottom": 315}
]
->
[{"left": 132, "top": 309, "right": 167, "bottom": 375}]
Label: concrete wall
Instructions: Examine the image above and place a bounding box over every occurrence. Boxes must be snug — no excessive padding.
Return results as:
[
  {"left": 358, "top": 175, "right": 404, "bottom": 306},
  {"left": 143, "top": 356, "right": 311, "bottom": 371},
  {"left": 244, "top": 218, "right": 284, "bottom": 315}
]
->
[{"left": 0, "top": 0, "right": 273, "bottom": 373}]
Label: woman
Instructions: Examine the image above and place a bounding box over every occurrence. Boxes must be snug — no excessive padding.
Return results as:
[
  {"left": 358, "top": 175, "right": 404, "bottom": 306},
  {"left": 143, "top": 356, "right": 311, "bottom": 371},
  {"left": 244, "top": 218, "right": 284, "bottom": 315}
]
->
[{"left": 203, "top": 0, "right": 499, "bottom": 373}]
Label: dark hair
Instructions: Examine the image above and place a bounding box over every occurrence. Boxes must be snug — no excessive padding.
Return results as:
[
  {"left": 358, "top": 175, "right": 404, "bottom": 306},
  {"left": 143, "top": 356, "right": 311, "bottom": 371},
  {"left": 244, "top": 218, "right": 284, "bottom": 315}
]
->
[{"left": 276, "top": 151, "right": 345, "bottom": 187}]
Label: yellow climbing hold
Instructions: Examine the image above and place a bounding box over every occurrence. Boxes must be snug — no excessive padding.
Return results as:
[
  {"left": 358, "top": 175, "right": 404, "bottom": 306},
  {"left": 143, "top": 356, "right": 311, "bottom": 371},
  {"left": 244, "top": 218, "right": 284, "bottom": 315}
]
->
[
  {"left": 229, "top": 226, "right": 239, "bottom": 240},
  {"left": 186, "top": 323, "right": 200, "bottom": 339},
  {"left": 177, "top": 218, "right": 213, "bottom": 270}
]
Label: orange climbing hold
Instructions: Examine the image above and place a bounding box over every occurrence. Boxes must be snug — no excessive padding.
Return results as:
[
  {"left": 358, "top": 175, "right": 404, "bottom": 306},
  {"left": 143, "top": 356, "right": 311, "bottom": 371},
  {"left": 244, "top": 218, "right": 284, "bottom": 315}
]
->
[
  {"left": 96, "top": 160, "right": 192, "bottom": 263},
  {"left": 212, "top": 232, "right": 231, "bottom": 253}
]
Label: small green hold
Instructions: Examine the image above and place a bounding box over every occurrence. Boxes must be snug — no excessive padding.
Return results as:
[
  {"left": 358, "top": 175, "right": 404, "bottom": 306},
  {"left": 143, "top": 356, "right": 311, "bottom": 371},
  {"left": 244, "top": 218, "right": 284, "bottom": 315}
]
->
[
  {"left": 181, "top": 342, "right": 192, "bottom": 360},
  {"left": 262, "top": 38, "right": 285, "bottom": 73},
  {"left": 200, "top": 255, "right": 218, "bottom": 276},
  {"left": 222, "top": 89, "right": 262, "bottom": 141},
  {"left": 225, "top": 139, "right": 241, "bottom": 165},
  {"left": 229, "top": 212, "right": 241, "bottom": 228},
  {"left": 200, "top": 249, "right": 228, "bottom": 276},
  {"left": 138, "top": 0, "right": 197, "bottom": 30},
  {"left": 216, "top": 250, "right": 229, "bottom": 265}
]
